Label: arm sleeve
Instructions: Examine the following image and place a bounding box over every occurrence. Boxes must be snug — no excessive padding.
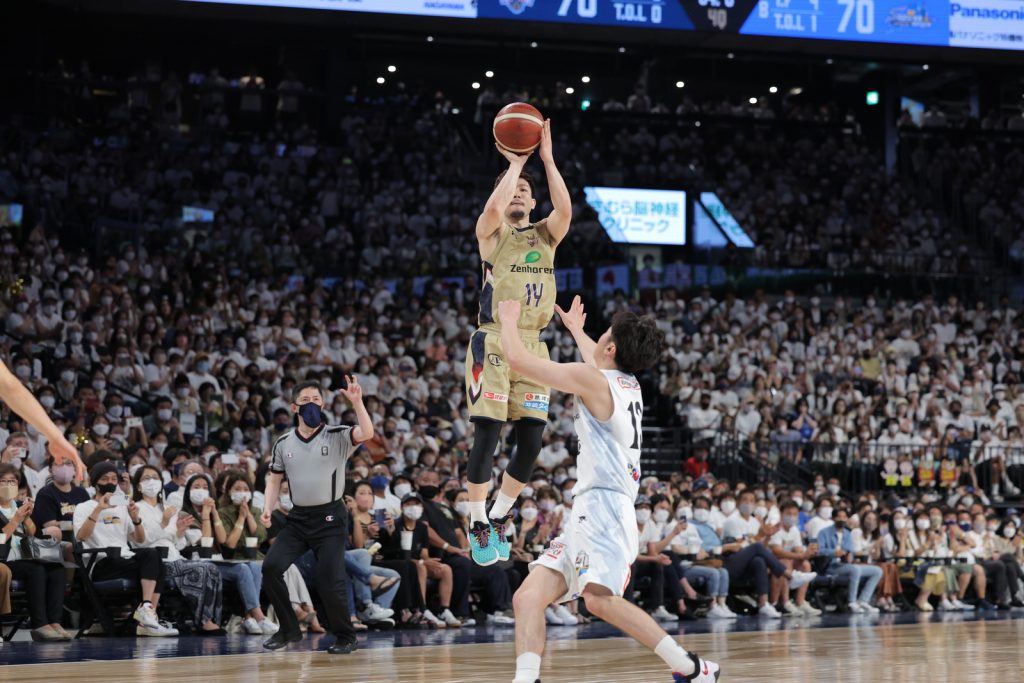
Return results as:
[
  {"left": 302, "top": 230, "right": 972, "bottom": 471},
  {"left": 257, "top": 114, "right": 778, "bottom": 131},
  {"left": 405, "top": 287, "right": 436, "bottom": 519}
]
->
[
  {"left": 327, "top": 426, "right": 356, "bottom": 459},
  {"left": 270, "top": 437, "right": 286, "bottom": 473}
]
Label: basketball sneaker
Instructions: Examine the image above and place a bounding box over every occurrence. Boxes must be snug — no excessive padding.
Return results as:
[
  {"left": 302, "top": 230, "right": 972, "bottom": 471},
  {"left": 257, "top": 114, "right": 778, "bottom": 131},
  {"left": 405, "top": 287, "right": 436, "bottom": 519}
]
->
[
  {"left": 469, "top": 521, "right": 498, "bottom": 566},
  {"left": 673, "top": 654, "right": 721, "bottom": 682},
  {"left": 489, "top": 513, "right": 513, "bottom": 561}
]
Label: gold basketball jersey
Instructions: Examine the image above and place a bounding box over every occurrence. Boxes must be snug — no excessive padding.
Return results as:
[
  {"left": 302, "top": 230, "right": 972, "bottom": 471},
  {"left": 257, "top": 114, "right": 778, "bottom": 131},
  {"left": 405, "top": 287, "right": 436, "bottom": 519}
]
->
[{"left": 478, "top": 220, "right": 557, "bottom": 331}]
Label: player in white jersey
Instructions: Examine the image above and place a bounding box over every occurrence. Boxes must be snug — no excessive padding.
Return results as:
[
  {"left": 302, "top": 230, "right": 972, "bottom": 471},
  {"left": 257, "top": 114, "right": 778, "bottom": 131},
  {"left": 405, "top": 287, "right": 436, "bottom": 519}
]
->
[{"left": 498, "top": 296, "right": 721, "bottom": 683}]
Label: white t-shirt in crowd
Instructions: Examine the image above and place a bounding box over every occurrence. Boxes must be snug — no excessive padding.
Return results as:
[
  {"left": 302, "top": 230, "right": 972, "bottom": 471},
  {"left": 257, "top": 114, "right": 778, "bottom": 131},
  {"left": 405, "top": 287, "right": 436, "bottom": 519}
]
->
[
  {"left": 804, "top": 515, "right": 834, "bottom": 542},
  {"left": 637, "top": 522, "right": 662, "bottom": 555},
  {"left": 669, "top": 524, "right": 705, "bottom": 553},
  {"left": 769, "top": 525, "right": 805, "bottom": 553},
  {"left": 73, "top": 500, "right": 135, "bottom": 561},
  {"left": 708, "top": 508, "right": 736, "bottom": 536},
  {"left": 723, "top": 514, "right": 760, "bottom": 541}
]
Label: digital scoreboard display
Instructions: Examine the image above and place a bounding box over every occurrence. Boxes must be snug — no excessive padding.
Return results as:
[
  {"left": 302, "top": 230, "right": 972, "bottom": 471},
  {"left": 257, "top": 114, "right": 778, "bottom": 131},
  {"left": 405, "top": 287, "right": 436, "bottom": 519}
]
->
[{"left": 176, "top": 0, "right": 1024, "bottom": 50}]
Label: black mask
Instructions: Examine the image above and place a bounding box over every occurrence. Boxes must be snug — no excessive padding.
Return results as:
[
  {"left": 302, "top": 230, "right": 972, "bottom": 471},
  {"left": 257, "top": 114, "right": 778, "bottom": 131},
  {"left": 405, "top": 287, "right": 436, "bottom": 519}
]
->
[
  {"left": 384, "top": 430, "right": 396, "bottom": 439},
  {"left": 834, "top": 521, "right": 847, "bottom": 531},
  {"left": 97, "top": 483, "right": 118, "bottom": 496},
  {"left": 418, "top": 485, "right": 439, "bottom": 500}
]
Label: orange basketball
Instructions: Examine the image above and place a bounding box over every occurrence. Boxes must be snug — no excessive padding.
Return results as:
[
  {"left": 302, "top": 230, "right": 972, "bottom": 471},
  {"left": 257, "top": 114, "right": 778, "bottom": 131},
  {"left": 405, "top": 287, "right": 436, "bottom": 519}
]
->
[{"left": 493, "top": 102, "right": 544, "bottom": 154}]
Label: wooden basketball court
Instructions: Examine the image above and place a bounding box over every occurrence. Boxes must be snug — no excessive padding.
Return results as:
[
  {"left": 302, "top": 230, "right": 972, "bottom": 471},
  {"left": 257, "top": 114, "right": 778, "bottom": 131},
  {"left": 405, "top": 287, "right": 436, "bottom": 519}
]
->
[{"left": 4, "top": 616, "right": 1021, "bottom": 682}]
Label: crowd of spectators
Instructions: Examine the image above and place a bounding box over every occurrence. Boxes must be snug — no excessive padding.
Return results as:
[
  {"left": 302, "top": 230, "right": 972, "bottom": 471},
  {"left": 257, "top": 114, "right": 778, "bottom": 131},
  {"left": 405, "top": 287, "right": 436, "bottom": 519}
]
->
[{"left": 1, "top": 58, "right": 1023, "bottom": 640}]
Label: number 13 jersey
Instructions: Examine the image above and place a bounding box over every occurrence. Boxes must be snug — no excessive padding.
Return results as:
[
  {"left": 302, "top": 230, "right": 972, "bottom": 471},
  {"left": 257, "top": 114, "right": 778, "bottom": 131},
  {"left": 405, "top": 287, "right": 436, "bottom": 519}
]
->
[
  {"left": 478, "top": 220, "right": 556, "bottom": 332},
  {"left": 572, "top": 370, "right": 644, "bottom": 501}
]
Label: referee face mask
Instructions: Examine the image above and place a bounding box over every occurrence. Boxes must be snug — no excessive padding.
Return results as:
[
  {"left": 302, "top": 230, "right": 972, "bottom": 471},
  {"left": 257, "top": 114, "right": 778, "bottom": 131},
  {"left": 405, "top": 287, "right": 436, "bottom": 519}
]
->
[{"left": 297, "top": 403, "right": 323, "bottom": 428}]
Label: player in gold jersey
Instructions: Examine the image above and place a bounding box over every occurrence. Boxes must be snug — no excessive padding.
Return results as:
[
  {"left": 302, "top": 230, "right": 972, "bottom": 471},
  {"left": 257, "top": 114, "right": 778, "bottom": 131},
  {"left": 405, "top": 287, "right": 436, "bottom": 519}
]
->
[{"left": 465, "top": 120, "right": 572, "bottom": 566}]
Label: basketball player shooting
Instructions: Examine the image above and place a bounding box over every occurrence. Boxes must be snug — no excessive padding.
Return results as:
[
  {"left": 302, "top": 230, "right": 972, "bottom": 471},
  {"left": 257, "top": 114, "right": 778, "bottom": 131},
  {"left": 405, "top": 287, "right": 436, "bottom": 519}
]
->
[
  {"left": 497, "top": 297, "right": 721, "bottom": 683},
  {"left": 464, "top": 120, "right": 571, "bottom": 566}
]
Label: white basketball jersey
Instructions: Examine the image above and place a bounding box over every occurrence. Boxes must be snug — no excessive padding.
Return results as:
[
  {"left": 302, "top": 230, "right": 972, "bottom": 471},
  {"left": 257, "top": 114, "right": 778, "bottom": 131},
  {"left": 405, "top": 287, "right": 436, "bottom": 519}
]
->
[{"left": 572, "top": 369, "right": 644, "bottom": 500}]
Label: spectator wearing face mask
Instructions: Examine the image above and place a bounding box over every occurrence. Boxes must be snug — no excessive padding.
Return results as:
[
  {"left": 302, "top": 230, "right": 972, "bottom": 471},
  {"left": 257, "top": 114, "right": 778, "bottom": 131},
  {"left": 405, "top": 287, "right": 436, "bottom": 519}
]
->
[
  {"left": 688, "top": 393, "right": 720, "bottom": 444},
  {"left": 708, "top": 492, "right": 737, "bottom": 537},
  {"left": 814, "top": 508, "right": 884, "bottom": 613},
  {"left": 130, "top": 465, "right": 226, "bottom": 634},
  {"left": 179, "top": 473, "right": 274, "bottom": 634},
  {"left": 629, "top": 496, "right": 677, "bottom": 622},
  {"left": 804, "top": 496, "right": 835, "bottom": 541},
  {"left": 993, "top": 519, "right": 1024, "bottom": 606},
  {"left": 670, "top": 500, "right": 736, "bottom": 619},
  {"left": 378, "top": 490, "right": 453, "bottom": 628},
  {"left": 768, "top": 501, "right": 822, "bottom": 616},
  {"left": 0, "top": 462, "right": 72, "bottom": 641},
  {"left": 165, "top": 460, "right": 207, "bottom": 509},
  {"left": 368, "top": 464, "right": 401, "bottom": 519},
  {"left": 414, "top": 469, "right": 472, "bottom": 626},
  {"left": 31, "top": 455, "right": 90, "bottom": 541},
  {"left": 74, "top": 461, "right": 176, "bottom": 636}
]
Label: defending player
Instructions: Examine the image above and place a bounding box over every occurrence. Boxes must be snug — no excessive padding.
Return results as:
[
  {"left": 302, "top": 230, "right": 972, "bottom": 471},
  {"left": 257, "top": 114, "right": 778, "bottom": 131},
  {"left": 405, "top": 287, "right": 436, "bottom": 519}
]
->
[
  {"left": 498, "top": 296, "right": 721, "bottom": 683},
  {"left": 465, "top": 120, "right": 571, "bottom": 566}
]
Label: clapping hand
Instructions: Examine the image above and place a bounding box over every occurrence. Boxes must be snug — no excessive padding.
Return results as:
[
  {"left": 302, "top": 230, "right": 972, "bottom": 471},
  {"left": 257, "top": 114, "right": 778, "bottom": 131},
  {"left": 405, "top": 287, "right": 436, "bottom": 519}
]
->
[
  {"left": 162, "top": 506, "right": 179, "bottom": 526},
  {"left": 14, "top": 499, "right": 32, "bottom": 522}
]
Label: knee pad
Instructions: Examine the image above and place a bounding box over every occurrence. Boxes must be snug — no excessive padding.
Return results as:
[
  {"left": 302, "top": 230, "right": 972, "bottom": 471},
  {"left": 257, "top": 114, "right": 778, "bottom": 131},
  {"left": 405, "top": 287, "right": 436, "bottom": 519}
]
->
[
  {"left": 467, "top": 419, "right": 503, "bottom": 485},
  {"left": 506, "top": 419, "right": 546, "bottom": 483}
]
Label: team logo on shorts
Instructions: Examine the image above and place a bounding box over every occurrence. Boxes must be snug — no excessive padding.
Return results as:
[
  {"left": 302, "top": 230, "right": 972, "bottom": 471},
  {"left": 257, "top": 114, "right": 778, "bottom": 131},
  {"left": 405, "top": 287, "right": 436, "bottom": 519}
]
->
[
  {"left": 627, "top": 462, "right": 640, "bottom": 482},
  {"left": 325, "top": 515, "right": 335, "bottom": 522},
  {"left": 500, "top": 0, "right": 535, "bottom": 15},
  {"left": 574, "top": 551, "right": 590, "bottom": 577},
  {"left": 321, "top": 446, "right": 329, "bottom": 456},
  {"left": 488, "top": 353, "right": 503, "bottom": 367},
  {"left": 469, "top": 332, "right": 486, "bottom": 404},
  {"left": 523, "top": 392, "right": 549, "bottom": 411}
]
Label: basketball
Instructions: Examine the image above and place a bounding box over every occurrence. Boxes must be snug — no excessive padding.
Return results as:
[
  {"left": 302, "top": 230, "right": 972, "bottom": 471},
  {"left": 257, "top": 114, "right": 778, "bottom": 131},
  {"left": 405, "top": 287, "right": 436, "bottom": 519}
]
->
[{"left": 493, "top": 102, "right": 544, "bottom": 154}]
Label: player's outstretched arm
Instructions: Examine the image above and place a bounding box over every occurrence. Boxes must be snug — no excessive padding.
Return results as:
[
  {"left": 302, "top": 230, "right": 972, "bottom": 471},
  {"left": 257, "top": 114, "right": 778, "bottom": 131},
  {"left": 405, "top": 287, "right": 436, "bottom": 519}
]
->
[
  {"left": 555, "top": 295, "right": 597, "bottom": 366},
  {"left": 477, "top": 146, "right": 531, "bottom": 244},
  {"left": 341, "top": 375, "right": 374, "bottom": 443},
  {"left": 498, "top": 300, "right": 612, "bottom": 419},
  {"left": 539, "top": 120, "right": 571, "bottom": 246},
  {"left": 0, "top": 360, "right": 84, "bottom": 480}
]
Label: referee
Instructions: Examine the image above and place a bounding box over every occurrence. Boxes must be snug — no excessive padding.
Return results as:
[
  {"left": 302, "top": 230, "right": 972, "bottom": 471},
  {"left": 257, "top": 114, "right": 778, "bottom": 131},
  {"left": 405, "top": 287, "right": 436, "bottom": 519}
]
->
[{"left": 260, "top": 376, "right": 373, "bottom": 653}]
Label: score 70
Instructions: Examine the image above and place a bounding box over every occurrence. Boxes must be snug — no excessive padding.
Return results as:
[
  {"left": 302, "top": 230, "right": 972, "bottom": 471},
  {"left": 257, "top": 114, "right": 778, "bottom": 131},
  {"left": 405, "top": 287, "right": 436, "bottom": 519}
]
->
[{"left": 837, "top": 0, "right": 874, "bottom": 34}]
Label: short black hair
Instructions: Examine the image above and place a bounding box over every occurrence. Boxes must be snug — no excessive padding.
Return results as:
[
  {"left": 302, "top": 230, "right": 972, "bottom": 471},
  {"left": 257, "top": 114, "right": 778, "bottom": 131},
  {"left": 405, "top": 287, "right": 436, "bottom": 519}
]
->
[
  {"left": 610, "top": 311, "right": 666, "bottom": 374},
  {"left": 291, "top": 380, "right": 322, "bottom": 403},
  {"left": 493, "top": 168, "right": 536, "bottom": 196}
]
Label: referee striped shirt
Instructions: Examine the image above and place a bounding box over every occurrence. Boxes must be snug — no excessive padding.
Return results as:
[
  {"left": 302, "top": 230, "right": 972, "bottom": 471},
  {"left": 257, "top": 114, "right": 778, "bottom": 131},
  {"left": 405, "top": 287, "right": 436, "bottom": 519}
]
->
[{"left": 270, "top": 424, "right": 358, "bottom": 507}]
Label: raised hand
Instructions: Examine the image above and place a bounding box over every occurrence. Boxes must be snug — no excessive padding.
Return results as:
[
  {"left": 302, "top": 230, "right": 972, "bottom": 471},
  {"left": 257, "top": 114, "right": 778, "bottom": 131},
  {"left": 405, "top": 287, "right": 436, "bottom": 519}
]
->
[
  {"left": 495, "top": 143, "right": 531, "bottom": 167},
  {"left": 341, "top": 375, "right": 363, "bottom": 404},
  {"left": 555, "top": 295, "right": 586, "bottom": 332},
  {"left": 538, "top": 119, "right": 553, "bottom": 164}
]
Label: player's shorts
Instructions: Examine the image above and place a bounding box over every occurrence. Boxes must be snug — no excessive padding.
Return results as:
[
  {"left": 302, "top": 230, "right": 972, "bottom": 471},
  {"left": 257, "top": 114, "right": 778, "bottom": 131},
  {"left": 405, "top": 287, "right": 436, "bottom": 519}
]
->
[
  {"left": 530, "top": 488, "right": 639, "bottom": 604},
  {"left": 465, "top": 324, "right": 550, "bottom": 423}
]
